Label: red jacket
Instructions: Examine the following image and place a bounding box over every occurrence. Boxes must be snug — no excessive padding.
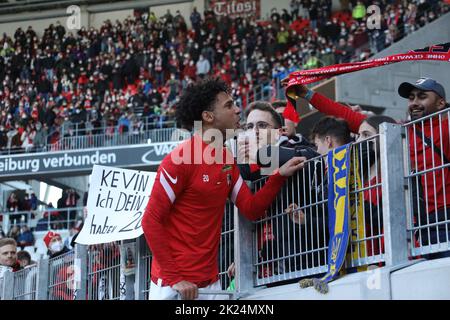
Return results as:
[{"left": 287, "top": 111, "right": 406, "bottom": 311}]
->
[
  {"left": 407, "top": 117, "right": 450, "bottom": 213},
  {"left": 142, "top": 135, "right": 287, "bottom": 287},
  {"left": 308, "top": 92, "right": 450, "bottom": 214}
]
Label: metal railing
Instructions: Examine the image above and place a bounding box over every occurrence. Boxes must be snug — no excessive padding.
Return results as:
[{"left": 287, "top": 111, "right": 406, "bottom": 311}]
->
[
  {"left": 12, "top": 266, "right": 37, "bottom": 300},
  {"left": 86, "top": 242, "right": 122, "bottom": 300},
  {"left": 48, "top": 250, "right": 75, "bottom": 300},
  {"left": 56, "top": 117, "right": 176, "bottom": 139},
  {"left": 250, "top": 136, "right": 385, "bottom": 286},
  {"left": 1, "top": 206, "right": 85, "bottom": 234},
  {"left": 0, "top": 119, "right": 177, "bottom": 155},
  {"left": 135, "top": 236, "right": 152, "bottom": 300},
  {"left": 219, "top": 201, "right": 235, "bottom": 292},
  {"left": 347, "top": 136, "right": 385, "bottom": 268},
  {"left": 2, "top": 122, "right": 447, "bottom": 298},
  {"left": 239, "top": 81, "right": 274, "bottom": 110},
  {"left": 46, "top": 127, "right": 179, "bottom": 151},
  {"left": 0, "top": 203, "right": 236, "bottom": 300},
  {"left": 252, "top": 156, "right": 327, "bottom": 286},
  {"left": 403, "top": 108, "right": 450, "bottom": 258}
]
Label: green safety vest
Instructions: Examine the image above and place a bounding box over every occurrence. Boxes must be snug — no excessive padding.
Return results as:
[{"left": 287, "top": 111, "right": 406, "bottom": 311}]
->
[
  {"left": 305, "top": 56, "right": 319, "bottom": 69},
  {"left": 227, "top": 278, "right": 235, "bottom": 291},
  {"left": 352, "top": 4, "right": 366, "bottom": 19}
]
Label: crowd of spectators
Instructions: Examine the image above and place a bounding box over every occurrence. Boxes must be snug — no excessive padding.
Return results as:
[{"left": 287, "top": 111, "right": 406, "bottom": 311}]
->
[
  {"left": 0, "top": 0, "right": 446, "bottom": 154},
  {"left": 0, "top": 187, "right": 83, "bottom": 260},
  {"left": 3, "top": 191, "right": 38, "bottom": 224}
]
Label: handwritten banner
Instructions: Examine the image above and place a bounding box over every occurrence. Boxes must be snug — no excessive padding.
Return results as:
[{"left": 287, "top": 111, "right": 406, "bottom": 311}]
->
[{"left": 75, "top": 165, "right": 156, "bottom": 245}]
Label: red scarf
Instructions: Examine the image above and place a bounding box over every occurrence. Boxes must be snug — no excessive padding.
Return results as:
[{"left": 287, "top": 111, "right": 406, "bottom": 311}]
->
[{"left": 283, "top": 43, "right": 450, "bottom": 123}]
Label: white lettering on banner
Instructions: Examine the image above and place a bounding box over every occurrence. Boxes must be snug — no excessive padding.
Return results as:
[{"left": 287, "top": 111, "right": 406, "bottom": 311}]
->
[
  {"left": 75, "top": 165, "right": 156, "bottom": 245},
  {"left": 210, "top": 0, "right": 259, "bottom": 18},
  {"left": 42, "top": 151, "right": 116, "bottom": 168},
  {"left": 141, "top": 143, "right": 178, "bottom": 164},
  {"left": 0, "top": 152, "right": 117, "bottom": 173},
  {"left": 0, "top": 158, "right": 39, "bottom": 172}
]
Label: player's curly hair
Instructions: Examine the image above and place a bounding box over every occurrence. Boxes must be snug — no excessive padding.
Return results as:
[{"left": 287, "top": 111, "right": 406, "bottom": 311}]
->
[{"left": 175, "top": 77, "right": 230, "bottom": 130}]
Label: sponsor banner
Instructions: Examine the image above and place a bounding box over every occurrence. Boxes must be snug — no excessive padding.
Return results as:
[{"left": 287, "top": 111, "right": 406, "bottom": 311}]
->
[
  {"left": 0, "top": 142, "right": 180, "bottom": 179},
  {"left": 75, "top": 165, "right": 156, "bottom": 245},
  {"left": 207, "top": 0, "right": 260, "bottom": 19}
]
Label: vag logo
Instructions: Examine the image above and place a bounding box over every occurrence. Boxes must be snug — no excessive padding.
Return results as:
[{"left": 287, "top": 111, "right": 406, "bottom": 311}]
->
[{"left": 141, "top": 143, "right": 178, "bottom": 164}]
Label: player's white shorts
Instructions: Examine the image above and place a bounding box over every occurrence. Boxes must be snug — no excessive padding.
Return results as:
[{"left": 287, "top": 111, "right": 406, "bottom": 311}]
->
[{"left": 149, "top": 279, "right": 225, "bottom": 300}]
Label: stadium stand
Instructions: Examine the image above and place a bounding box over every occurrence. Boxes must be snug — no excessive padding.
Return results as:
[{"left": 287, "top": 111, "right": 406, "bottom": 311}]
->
[{"left": 0, "top": 0, "right": 446, "bottom": 155}]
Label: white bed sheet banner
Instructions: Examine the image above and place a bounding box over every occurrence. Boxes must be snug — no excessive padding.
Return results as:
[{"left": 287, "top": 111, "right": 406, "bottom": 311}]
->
[{"left": 76, "top": 165, "right": 156, "bottom": 245}]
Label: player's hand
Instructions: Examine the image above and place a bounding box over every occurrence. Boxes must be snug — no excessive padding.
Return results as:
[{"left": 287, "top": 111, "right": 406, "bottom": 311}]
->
[
  {"left": 172, "top": 280, "right": 198, "bottom": 300},
  {"left": 278, "top": 156, "right": 307, "bottom": 177},
  {"left": 288, "top": 83, "right": 309, "bottom": 99},
  {"left": 281, "top": 76, "right": 308, "bottom": 95}
]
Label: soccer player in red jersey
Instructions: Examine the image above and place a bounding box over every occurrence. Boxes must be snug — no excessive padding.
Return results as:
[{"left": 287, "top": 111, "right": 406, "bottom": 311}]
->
[{"left": 142, "top": 78, "right": 306, "bottom": 300}]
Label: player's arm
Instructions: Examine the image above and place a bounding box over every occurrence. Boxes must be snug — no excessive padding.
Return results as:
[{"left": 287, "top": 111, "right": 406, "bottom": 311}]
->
[
  {"left": 231, "top": 157, "right": 307, "bottom": 221},
  {"left": 288, "top": 84, "right": 367, "bottom": 133}
]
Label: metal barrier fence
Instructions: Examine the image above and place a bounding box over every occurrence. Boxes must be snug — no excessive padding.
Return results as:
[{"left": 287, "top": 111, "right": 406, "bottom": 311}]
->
[
  {"left": 0, "top": 120, "right": 176, "bottom": 155},
  {"left": 136, "top": 236, "right": 152, "bottom": 300},
  {"left": 58, "top": 118, "right": 176, "bottom": 137},
  {"left": 12, "top": 266, "right": 37, "bottom": 300},
  {"left": 48, "top": 250, "right": 75, "bottom": 300},
  {"left": 348, "top": 136, "right": 385, "bottom": 268},
  {"left": 1, "top": 207, "right": 85, "bottom": 235},
  {"left": 0, "top": 205, "right": 235, "bottom": 300},
  {"left": 219, "top": 201, "right": 235, "bottom": 292},
  {"left": 252, "top": 156, "right": 327, "bottom": 286},
  {"left": 87, "top": 242, "right": 122, "bottom": 300},
  {"left": 403, "top": 108, "right": 450, "bottom": 258},
  {"left": 251, "top": 136, "right": 385, "bottom": 286},
  {"left": 0, "top": 277, "right": 3, "bottom": 299},
  {"left": 47, "top": 127, "right": 179, "bottom": 151},
  {"left": 0, "top": 123, "right": 424, "bottom": 299},
  {"left": 239, "top": 82, "right": 273, "bottom": 110}
]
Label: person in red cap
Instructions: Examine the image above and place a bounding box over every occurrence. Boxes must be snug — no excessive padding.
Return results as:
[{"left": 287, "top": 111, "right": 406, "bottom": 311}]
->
[
  {"left": 44, "top": 231, "right": 71, "bottom": 259},
  {"left": 43, "top": 231, "right": 74, "bottom": 300}
]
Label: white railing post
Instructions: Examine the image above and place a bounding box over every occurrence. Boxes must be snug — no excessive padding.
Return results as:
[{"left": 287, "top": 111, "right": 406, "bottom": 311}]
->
[
  {"left": 74, "top": 244, "right": 88, "bottom": 300},
  {"left": 36, "top": 258, "right": 49, "bottom": 300},
  {"left": 235, "top": 205, "right": 255, "bottom": 298},
  {"left": 379, "top": 123, "right": 409, "bottom": 266},
  {"left": 1, "top": 270, "right": 14, "bottom": 300}
]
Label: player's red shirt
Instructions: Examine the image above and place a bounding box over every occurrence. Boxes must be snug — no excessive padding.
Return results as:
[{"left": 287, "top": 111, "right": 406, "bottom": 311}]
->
[{"left": 142, "top": 135, "right": 287, "bottom": 287}]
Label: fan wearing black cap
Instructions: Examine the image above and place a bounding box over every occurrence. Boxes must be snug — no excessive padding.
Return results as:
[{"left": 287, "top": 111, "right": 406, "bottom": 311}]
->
[
  {"left": 398, "top": 77, "right": 450, "bottom": 258},
  {"left": 398, "top": 77, "right": 448, "bottom": 121}
]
